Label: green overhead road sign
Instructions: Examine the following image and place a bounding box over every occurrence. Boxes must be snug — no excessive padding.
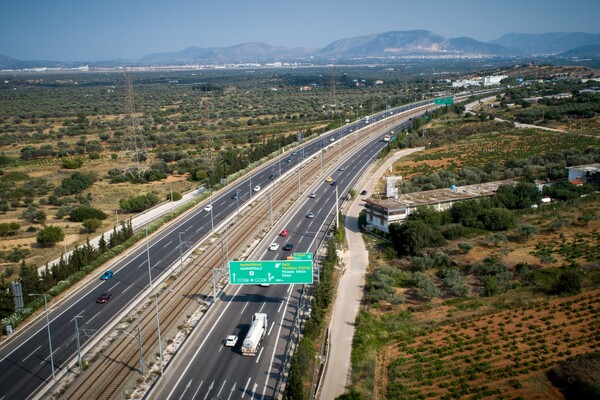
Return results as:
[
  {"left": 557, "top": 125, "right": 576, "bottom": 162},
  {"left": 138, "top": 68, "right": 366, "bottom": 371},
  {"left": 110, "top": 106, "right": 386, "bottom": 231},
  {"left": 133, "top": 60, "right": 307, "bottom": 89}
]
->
[
  {"left": 293, "top": 252, "right": 313, "bottom": 261},
  {"left": 229, "top": 260, "right": 313, "bottom": 285},
  {"left": 434, "top": 97, "right": 454, "bottom": 105}
]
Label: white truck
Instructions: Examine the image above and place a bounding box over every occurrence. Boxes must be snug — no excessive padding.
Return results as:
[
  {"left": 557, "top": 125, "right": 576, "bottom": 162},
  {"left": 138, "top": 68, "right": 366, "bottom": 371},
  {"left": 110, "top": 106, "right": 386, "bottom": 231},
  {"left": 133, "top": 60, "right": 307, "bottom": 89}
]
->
[{"left": 241, "top": 313, "right": 268, "bottom": 356}]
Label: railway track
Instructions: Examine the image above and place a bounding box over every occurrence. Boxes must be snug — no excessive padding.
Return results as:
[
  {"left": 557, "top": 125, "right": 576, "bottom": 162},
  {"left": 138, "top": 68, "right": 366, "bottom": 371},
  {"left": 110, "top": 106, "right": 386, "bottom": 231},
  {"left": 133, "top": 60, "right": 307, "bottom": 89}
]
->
[{"left": 58, "top": 114, "right": 408, "bottom": 400}]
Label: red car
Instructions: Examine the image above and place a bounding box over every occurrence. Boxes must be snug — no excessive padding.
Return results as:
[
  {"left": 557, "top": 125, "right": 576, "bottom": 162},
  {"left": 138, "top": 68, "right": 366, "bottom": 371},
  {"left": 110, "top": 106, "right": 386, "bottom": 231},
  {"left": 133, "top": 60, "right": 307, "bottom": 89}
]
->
[
  {"left": 96, "top": 293, "right": 112, "bottom": 304},
  {"left": 280, "top": 229, "right": 288, "bottom": 237}
]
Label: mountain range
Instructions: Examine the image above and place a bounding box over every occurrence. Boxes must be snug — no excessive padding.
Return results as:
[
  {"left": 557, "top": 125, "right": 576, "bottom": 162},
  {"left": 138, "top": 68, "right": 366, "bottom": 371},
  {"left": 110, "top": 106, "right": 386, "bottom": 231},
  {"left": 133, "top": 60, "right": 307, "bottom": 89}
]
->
[{"left": 1, "top": 30, "right": 600, "bottom": 69}]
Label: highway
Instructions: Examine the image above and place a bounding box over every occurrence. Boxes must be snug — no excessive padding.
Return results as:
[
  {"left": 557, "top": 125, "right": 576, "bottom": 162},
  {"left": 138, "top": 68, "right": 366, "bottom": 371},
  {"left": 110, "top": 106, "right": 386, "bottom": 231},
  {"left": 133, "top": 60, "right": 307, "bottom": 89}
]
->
[
  {"left": 149, "top": 116, "right": 415, "bottom": 399},
  {"left": 0, "top": 99, "right": 430, "bottom": 400}
]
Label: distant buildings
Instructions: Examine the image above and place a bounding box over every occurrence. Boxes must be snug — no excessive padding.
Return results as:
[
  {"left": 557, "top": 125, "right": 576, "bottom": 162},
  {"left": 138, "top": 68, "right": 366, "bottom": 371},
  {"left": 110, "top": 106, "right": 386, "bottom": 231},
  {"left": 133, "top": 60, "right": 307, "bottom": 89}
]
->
[
  {"left": 452, "top": 75, "right": 507, "bottom": 88},
  {"left": 567, "top": 164, "right": 600, "bottom": 186}
]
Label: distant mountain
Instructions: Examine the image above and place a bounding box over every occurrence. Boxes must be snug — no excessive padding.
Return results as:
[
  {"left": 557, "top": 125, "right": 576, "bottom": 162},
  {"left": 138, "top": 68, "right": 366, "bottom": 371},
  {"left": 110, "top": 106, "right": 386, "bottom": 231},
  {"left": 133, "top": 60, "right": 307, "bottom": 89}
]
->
[
  {"left": 0, "top": 54, "right": 87, "bottom": 70},
  {"left": 140, "top": 42, "right": 313, "bottom": 64},
  {"left": 559, "top": 44, "right": 600, "bottom": 58},
  {"left": 315, "top": 30, "right": 516, "bottom": 58},
  {"left": 490, "top": 32, "right": 600, "bottom": 55}
]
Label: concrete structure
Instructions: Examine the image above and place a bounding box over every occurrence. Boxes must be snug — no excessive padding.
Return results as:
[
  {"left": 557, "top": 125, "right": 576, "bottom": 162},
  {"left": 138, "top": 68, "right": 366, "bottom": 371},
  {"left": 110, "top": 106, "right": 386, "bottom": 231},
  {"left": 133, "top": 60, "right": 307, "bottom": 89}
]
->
[
  {"left": 364, "top": 181, "right": 513, "bottom": 233},
  {"left": 482, "top": 75, "right": 507, "bottom": 86},
  {"left": 567, "top": 163, "right": 600, "bottom": 185}
]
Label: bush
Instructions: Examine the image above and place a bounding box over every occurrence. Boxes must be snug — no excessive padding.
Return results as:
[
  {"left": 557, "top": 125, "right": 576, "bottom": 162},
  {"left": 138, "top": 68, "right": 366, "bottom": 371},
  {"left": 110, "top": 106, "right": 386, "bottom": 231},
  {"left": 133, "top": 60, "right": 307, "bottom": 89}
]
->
[
  {"left": 68, "top": 206, "right": 108, "bottom": 222},
  {"left": 167, "top": 192, "right": 183, "bottom": 201},
  {"left": 61, "top": 156, "right": 85, "bottom": 169},
  {"left": 0, "top": 222, "right": 20, "bottom": 236},
  {"left": 36, "top": 226, "right": 64, "bottom": 247},
  {"left": 82, "top": 218, "right": 102, "bottom": 233},
  {"left": 54, "top": 172, "right": 96, "bottom": 196},
  {"left": 120, "top": 192, "right": 160, "bottom": 213},
  {"left": 553, "top": 270, "right": 582, "bottom": 296}
]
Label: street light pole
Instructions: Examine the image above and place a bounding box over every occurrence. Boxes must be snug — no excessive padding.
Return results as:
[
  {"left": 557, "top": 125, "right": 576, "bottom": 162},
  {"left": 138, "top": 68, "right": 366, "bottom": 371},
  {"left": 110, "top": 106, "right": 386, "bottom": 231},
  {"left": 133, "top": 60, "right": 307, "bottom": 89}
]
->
[
  {"left": 236, "top": 189, "right": 240, "bottom": 217},
  {"left": 335, "top": 185, "right": 339, "bottom": 229},
  {"left": 209, "top": 202, "right": 214, "bottom": 231},
  {"left": 145, "top": 228, "right": 164, "bottom": 375},
  {"left": 178, "top": 232, "right": 184, "bottom": 273},
  {"left": 74, "top": 315, "right": 83, "bottom": 374},
  {"left": 29, "top": 293, "right": 55, "bottom": 381}
]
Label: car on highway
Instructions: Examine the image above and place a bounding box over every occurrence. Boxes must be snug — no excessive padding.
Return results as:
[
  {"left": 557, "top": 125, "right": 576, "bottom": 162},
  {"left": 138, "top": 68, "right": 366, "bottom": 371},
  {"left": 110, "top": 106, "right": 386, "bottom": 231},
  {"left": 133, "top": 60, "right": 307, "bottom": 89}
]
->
[
  {"left": 306, "top": 211, "right": 314, "bottom": 218},
  {"left": 360, "top": 190, "right": 368, "bottom": 195},
  {"left": 253, "top": 185, "right": 261, "bottom": 192},
  {"left": 96, "top": 293, "right": 112, "bottom": 304},
  {"left": 225, "top": 335, "right": 238, "bottom": 347},
  {"left": 204, "top": 204, "right": 213, "bottom": 212},
  {"left": 292, "top": 151, "right": 297, "bottom": 155},
  {"left": 269, "top": 243, "right": 279, "bottom": 251},
  {"left": 331, "top": 181, "right": 337, "bottom": 186},
  {"left": 283, "top": 243, "right": 294, "bottom": 251},
  {"left": 338, "top": 166, "right": 346, "bottom": 171},
  {"left": 231, "top": 192, "right": 239, "bottom": 199},
  {"left": 325, "top": 177, "right": 333, "bottom": 183},
  {"left": 280, "top": 229, "right": 288, "bottom": 237},
  {"left": 269, "top": 174, "right": 275, "bottom": 179},
  {"left": 100, "top": 270, "right": 113, "bottom": 280},
  {"left": 329, "top": 137, "right": 335, "bottom": 142},
  {"left": 286, "top": 158, "right": 292, "bottom": 163},
  {"left": 309, "top": 192, "right": 316, "bottom": 198}
]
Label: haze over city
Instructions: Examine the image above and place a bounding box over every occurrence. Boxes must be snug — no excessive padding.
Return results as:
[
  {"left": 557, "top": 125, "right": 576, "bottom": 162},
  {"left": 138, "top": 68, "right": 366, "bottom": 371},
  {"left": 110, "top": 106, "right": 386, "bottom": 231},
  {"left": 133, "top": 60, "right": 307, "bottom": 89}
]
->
[{"left": 2, "top": 0, "right": 599, "bottom": 61}]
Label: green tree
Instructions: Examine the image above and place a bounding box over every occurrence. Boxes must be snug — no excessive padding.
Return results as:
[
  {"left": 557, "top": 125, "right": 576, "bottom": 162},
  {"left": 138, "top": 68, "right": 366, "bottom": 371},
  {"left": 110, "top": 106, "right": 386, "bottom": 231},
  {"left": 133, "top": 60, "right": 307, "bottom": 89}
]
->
[
  {"left": 390, "top": 220, "right": 446, "bottom": 256},
  {"left": 553, "top": 270, "right": 582, "bottom": 295},
  {"left": 480, "top": 208, "right": 516, "bottom": 231},
  {"left": 82, "top": 218, "right": 102, "bottom": 233},
  {"left": 68, "top": 206, "right": 107, "bottom": 222},
  {"left": 36, "top": 226, "right": 64, "bottom": 247}
]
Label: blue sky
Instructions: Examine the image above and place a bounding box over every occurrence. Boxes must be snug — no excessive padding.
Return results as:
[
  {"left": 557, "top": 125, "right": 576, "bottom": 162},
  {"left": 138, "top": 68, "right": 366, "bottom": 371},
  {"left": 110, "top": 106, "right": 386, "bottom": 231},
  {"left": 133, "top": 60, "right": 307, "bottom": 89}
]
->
[{"left": 1, "top": 0, "right": 598, "bottom": 61}]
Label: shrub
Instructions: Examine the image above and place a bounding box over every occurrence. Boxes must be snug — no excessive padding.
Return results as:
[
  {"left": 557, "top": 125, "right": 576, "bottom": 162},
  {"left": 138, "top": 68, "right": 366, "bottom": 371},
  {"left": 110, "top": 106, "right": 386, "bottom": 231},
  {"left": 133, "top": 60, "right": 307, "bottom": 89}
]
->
[
  {"left": 54, "top": 172, "right": 96, "bottom": 196},
  {"left": 553, "top": 270, "right": 582, "bottom": 296},
  {"left": 458, "top": 242, "right": 473, "bottom": 254},
  {"left": 36, "top": 226, "right": 64, "bottom": 247},
  {"left": 167, "top": 191, "right": 183, "bottom": 201},
  {"left": 61, "top": 156, "right": 85, "bottom": 169},
  {"left": 82, "top": 218, "right": 102, "bottom": 233},
  {"left": 120, "top": 193, "right": 160, "bottom": 213},
  {"left": 0, "top": 222, "right": 20, "bottom": 236},
  {"left": 68, "top": 206, "right": 108, "bottom": 222}
]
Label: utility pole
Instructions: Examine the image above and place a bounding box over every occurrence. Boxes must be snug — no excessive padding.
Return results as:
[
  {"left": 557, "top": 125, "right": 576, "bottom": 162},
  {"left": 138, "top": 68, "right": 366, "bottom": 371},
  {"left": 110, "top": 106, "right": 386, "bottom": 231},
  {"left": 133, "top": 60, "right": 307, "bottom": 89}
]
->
[
  {"left": 74, "top": 315, "right": 84, "bottom": 374},
  {"left": 145, "top": 228, "right": 163, "bottom": 375}
]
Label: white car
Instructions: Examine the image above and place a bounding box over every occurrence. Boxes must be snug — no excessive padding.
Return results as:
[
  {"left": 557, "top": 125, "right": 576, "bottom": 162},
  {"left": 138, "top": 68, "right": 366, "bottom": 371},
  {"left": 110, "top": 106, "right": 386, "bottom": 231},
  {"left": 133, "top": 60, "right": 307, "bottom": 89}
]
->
[
  {"left": 309, "top": 192, "right": 316, "bottom": 198},
  {"left": 225, "top": 335, "right": 238, "bottom": 347},
  {"left": 204, "top": 204, "right": 212, "bottom": 212},
  {"left": 306, "top": 211, "right": 314, "bottom": 218},
  {"left": 329, "top": 137, "right": 335, "bottom": 142},
  {"left": 253, "top": 185, "right": 261, "bottom": 192},
  {"left": 269, "top": 243, "right": 279, "bottom": 251}
]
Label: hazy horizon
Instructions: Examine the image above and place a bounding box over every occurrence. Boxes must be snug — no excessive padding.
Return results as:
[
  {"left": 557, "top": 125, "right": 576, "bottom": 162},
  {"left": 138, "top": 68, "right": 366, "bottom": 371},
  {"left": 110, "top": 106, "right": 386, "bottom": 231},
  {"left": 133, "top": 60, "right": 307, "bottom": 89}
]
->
[{"left": 1, "top": 0, "right": 599, "bottom": 61}]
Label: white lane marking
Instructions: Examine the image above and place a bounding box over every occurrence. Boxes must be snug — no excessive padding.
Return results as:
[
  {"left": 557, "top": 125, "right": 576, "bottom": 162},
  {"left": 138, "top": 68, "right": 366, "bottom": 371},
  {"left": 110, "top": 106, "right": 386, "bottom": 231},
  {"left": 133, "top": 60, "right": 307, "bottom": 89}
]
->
[
  {"left": 196, "top": 227, "right": 203, "bottom": 233},
  {"left": 240, "top": 302, "right": 249, "bottom": 315},
  {"left": 250, "top": 383, "right": 258, "bottom": 398},
  {"left": 22, "top": 345, "right": 41, "bottom": 362},
  {"left": 185, "top": 225, "right": 192, "bottom": 232},
  {"left": 40, "top": 346, "right": 59, "bottom": 365},
  {"left": 241, "top": 377, "right": 251, "bottom": 398},
  {"left": 258, "top": 302, "right": 266, "bottom": 313},
  {"left": 267, "top": 321, "right": 275, "bottom": 336},
  {"left": 287, "top": 285, "right": 292, "bottom": 293},
  {"left": 137, "top": 263, "right": 144, "bottom": 268},
  {"left": 122, "top": 285, "right": 130, "bottom": 293},
  {"left": 264, "top": 285, "right": 296, "bottom": 398},
  {"left": 178, "top": 379, "right": 193, "bottom": 400},
  {"left": 163, "top": 240, "right": 173, "bottom": 248},
  {"left": 277, "top": 301, "right": 284, "bottom": 313},
  {"left": 203, "top": 381, "right": 214, "bottom": 400},
  {"left": 217, "top": 380, "right": 227, "bottom": 398},
  {"left": 108, "top": 282, "right": 119, "bottom": 292},
  {"left": 227, "top": 382, "right": 237, "bottom": 400},
  {"left": 255, "top": 347, "right": 264, "bottom": 364},
  {"left": 191, "top": 380, "right": 204, "bottom": 400},
  {"left": 87, "top": 310, "right": 102, "bottom": 324}
]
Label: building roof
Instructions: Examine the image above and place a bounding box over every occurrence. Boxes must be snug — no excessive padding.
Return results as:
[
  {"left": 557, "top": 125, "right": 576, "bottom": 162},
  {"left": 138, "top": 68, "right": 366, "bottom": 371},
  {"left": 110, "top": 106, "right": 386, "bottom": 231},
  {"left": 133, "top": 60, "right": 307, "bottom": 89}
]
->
[
  {"left": 365, "top": 181, "right": 514, "bottom": 210},
  {"left": 566, "top": 163, "right": 600, "bottom": 173}
]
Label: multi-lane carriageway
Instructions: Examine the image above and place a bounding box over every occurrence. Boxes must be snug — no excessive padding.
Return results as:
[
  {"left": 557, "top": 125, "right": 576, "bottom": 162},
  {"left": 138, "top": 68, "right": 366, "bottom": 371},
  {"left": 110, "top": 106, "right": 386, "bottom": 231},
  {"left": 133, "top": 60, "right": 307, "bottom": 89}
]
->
[{"left": 0, "top": 91, "right": 496, "bottom": 400}]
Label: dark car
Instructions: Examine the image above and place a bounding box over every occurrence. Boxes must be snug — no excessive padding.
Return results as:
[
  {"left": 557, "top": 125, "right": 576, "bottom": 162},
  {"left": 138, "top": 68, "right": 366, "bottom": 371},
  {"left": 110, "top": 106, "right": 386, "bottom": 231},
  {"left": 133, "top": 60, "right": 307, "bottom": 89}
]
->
[
  {"left": 96, "top": 292, "right": 112, "bottom": 304},
  {"left": 269, "top": 174, "right": 275, "bottom": 179},
  {"left": 231, "top": 192, "right": 239, "bottom": 199},
  {"left": 331, "top": 181, "right": 337, "bottom": 186},
  {"left": 283, "top": 243, "right": 294, "bottom": 251}
]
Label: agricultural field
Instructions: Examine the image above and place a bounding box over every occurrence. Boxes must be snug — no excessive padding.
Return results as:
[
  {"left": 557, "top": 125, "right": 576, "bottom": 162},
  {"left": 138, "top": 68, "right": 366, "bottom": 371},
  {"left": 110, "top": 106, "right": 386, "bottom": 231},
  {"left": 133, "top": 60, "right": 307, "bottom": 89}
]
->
[
  {"left": 350, "top": 109, "right": 600, "bottom": 399},
  {"left": 381, "top": 291, "right": 600, "bottom": 400},
  {"left": 0, "top": 65, "right": 432, "bottom": 282}
]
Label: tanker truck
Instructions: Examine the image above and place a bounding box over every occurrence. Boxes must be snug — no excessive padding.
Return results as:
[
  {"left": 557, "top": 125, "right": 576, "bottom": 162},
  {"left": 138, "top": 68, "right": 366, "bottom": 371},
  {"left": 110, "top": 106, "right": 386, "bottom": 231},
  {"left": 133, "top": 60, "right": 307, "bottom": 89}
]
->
[{"left": 241, "top": 313, "right": 268, "bottom": 356}]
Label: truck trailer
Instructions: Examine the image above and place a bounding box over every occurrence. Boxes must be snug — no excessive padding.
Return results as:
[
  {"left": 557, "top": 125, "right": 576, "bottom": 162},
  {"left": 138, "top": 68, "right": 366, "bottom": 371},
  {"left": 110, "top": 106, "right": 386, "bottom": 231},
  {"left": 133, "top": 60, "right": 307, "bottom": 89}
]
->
[{"left": 241, "top": 313, "right": 268, "bottom": 356}]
